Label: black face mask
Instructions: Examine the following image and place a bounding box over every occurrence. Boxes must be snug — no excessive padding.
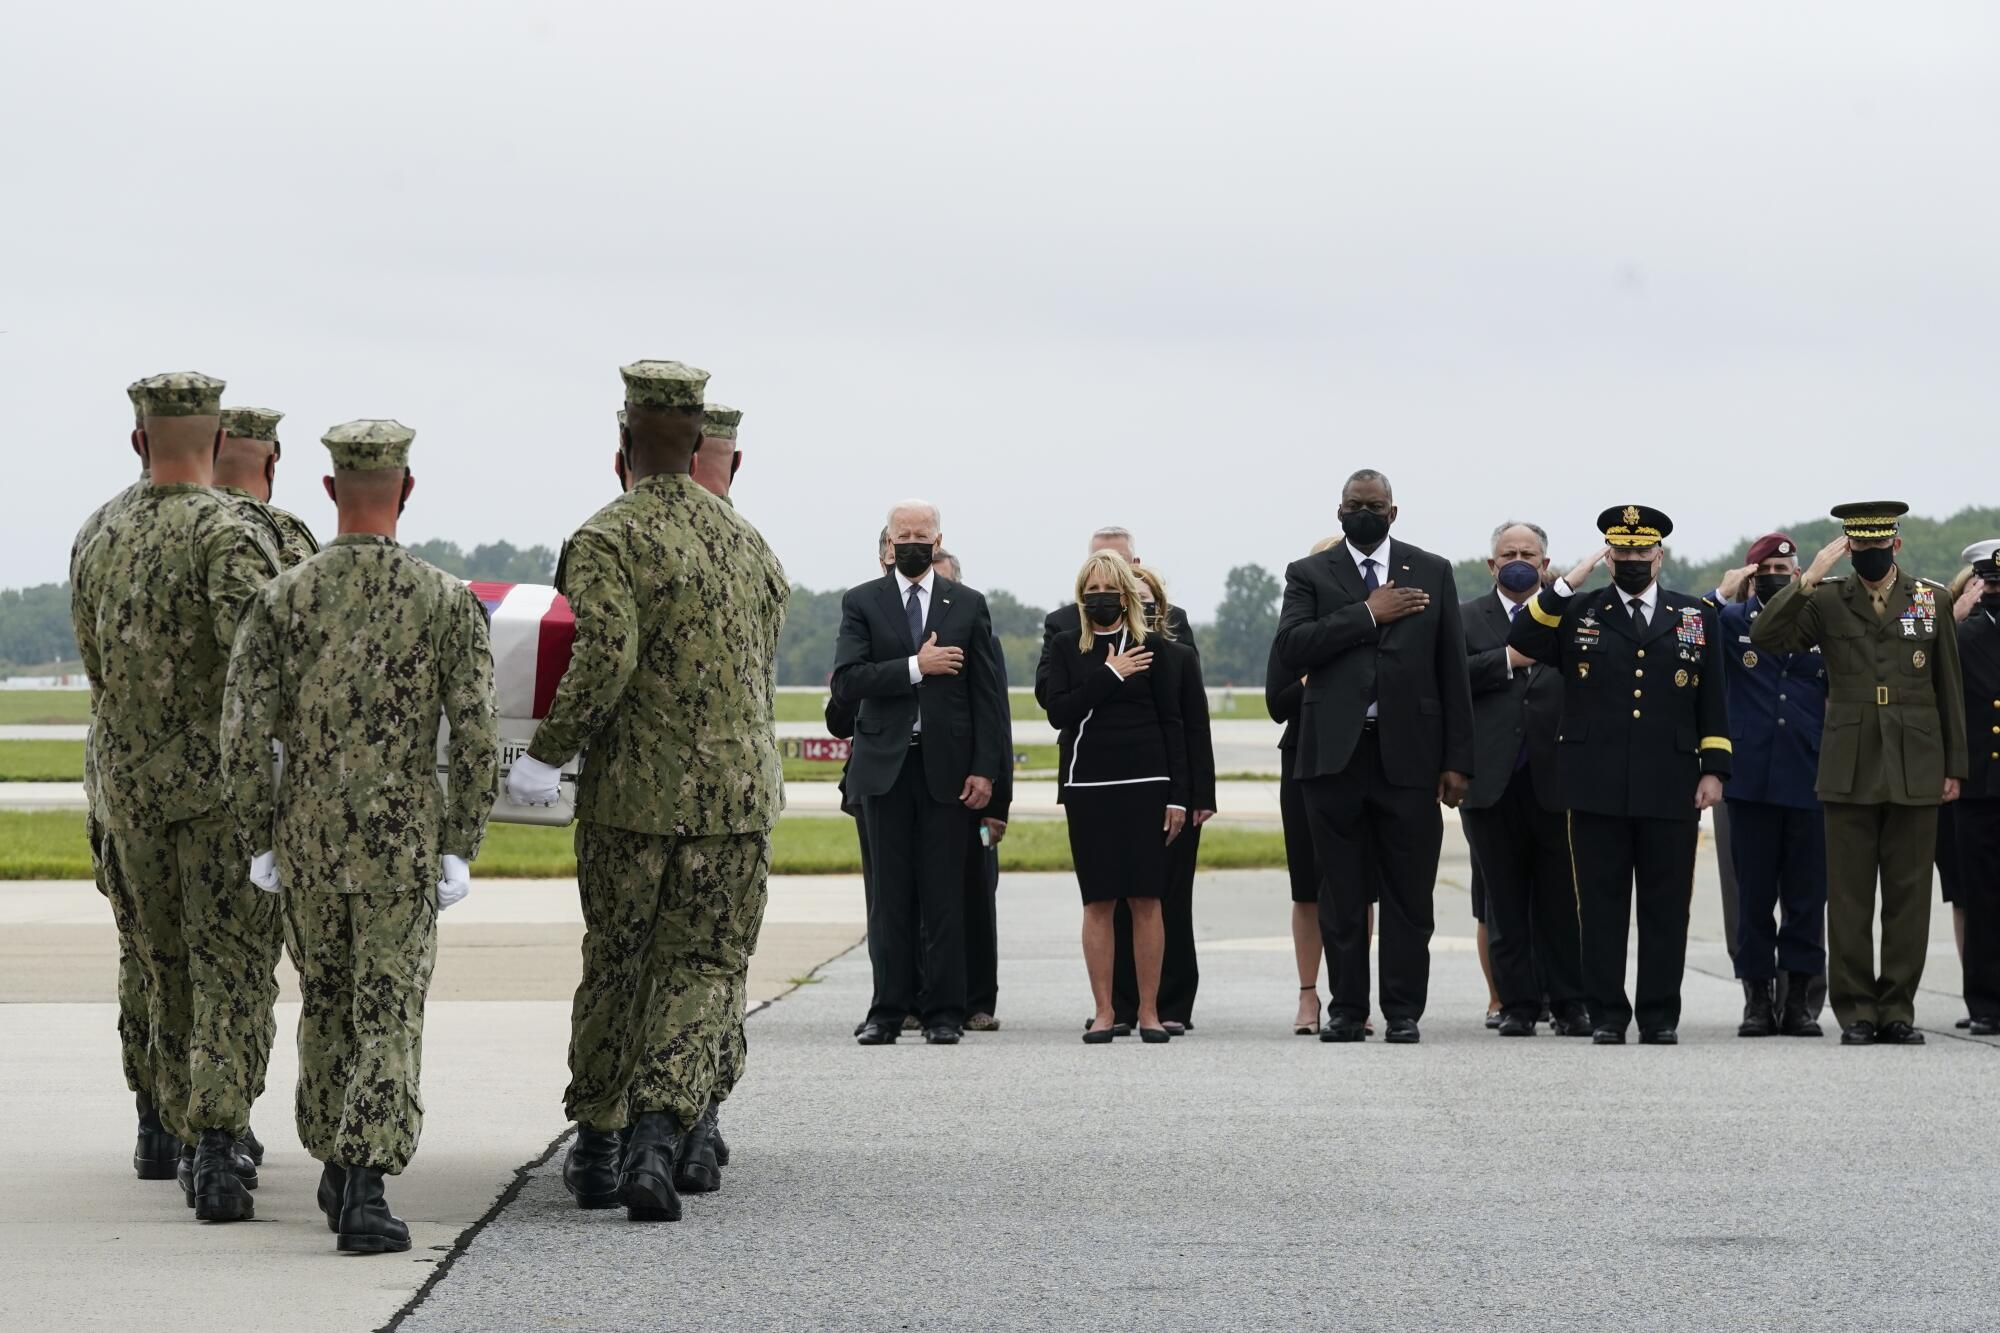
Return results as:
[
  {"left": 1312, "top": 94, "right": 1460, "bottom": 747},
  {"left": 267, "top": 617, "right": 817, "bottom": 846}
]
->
[
  {"left": 1610, "top": 560, "right": 1655, "bottom": 595},
  {"left": 1850, "top": 546, "right": 1894, "bottom": 583},
  {"left": 893, "top": 542, "right": 934, "bottom": 579},
  {"left": 1083, "top": 594, "right": 1125, "bottom": 628},
  {"left": 1339, "top": 507, "right": 1390, "bottom": 550},
  {"left": 1753, "top": 573, "right": 1791, "bottom": 604}
]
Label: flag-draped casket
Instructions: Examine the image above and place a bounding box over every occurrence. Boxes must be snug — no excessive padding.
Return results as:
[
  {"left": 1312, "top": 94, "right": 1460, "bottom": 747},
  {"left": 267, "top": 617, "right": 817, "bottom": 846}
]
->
[{"left": 436, "top": 582, "right": 579, "bottom": 826}]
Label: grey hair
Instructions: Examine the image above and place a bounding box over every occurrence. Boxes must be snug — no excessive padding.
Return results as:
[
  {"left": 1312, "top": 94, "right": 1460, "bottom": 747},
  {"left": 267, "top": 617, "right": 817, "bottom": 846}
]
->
[
  {"left": 886, "top": 498, "right": 942, "bottom": 532},
  {"left": 1490, "top": 520, "right": 1549, "bottom": 556},
  {"left": 1090, "top": 525, "right": 1134, "bottom": 548},
  {"left": 1344, "top": 468, "right": 1391, "bottom": 499},
  {"left": 933, "top": 549, "right": 961, "bottom": 581},
  {"left": 877, "top": 525, "right": 891, "bottom": 552}
]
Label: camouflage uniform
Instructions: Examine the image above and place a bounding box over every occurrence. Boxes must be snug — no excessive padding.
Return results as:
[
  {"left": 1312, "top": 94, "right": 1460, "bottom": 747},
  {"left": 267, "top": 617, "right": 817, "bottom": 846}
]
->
[
  {"left": 223, "top": 424, "right": 497, "bottom": 1173},
  {"left": 532, "top": 460, "right": 786, "bottom": 1133},
  {"left": 217, "top": 486, "right": 320, "bottom": 570},
  {"left": 71, "top": 458, "right": 281, "bottom": 1143}
]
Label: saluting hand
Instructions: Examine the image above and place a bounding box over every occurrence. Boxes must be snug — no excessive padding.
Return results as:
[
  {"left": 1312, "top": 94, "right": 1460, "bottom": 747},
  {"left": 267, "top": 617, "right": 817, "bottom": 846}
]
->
[
  {"left": 917, "top": 632, "right": 964, "bottom": 677},
  {"left": 1563, "top": 546, "right": 1610, "bottom": 590},
  {"left": 1954, "top": 577, "right": 1985, "bottom": 624},
  {"left": 1716, "top": 564, "right": 1757, "bottom": 603},
  {"left": 1802, "top": 535, "right": 1848, "bottom": 588},
  {"left": 1365, "top": 582, "right": 1429, "bottom": 624}
]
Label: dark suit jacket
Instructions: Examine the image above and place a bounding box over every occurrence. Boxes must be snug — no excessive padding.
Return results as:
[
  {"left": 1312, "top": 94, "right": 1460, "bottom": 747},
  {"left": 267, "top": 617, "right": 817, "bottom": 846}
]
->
[
  {"left": 1273, "top": 537, "right": 1476, "bottom": 787},
  {"left": 831, "top": 575, "right": 1005, "bottom": 804},
  {"left": 1460, "top": 590, "right": 1563, "bottom": 811},
  {"left": 1265, "top": 639, "right": 1303, "bottom": 752},
  {"left": 1160, "top": 636, "right": 1216, "bottom": 812}
]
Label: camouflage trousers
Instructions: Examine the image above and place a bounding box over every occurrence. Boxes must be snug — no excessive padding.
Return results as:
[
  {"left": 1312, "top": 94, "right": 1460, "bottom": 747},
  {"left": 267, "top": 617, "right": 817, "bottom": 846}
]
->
[
  {"left": 88, "top": 813, "right": 153, "bottom": 1101},
  {"left": 566, "top": 824, "right": 769, "bottom": 1132},
  {"left": 107, "top": 815, "right": 283, "bottom": 1143},
  {"left": 287, "top": 889, "right": 437, "bottom": 1174}
]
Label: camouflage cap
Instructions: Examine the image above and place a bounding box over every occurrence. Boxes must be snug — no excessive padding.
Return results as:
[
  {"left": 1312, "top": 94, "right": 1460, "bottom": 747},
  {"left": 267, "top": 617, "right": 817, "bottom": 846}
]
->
[
  {"left": 124, "top": 380, "right": 146, "bottom": 425},
  {"left": 616, "top": 409, "right": 627, "bottom": 429},
  {"left": 321, "top": 419, "right": 415, "bottom": 472},
  {"left": 701, "top": 404, "right": 742, "bottom": 441},
  {"left": 221, "top": 406, "right": 284, "bottom": 454},
  {"left": 132, "top": 371, "right": 226, "bottom": 418},
  {"left": 620, "top": 360, "right": 709, "bottom": 412}
]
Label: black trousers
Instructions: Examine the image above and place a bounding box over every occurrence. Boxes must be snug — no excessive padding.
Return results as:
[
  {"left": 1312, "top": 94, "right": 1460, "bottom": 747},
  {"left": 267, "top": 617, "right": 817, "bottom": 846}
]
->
[
  {"left": 1301, "top": 729, "right": 1442, "bottom": 1023},
  {"left": 1460, "top": 770, "right": 1583, "bottom": 1020},
  {"left": 1725, "top": 798, "right": 1827, "bottom": 982},
  {"left": 862, "top": 745, "right": 970, "bottom": 1028},
  {"left": 1955, "top": 797, "right": 2000, "bottom": 1022},
  {"left": 962, "top": 822, "right": 1001, "bottom": 1017},
  {"left": 1112, "top": 822, "right": 1201, "bottom": 1026},
  {"left": 1567, "top": 811, "right": 1696, "bottom": 1034}
]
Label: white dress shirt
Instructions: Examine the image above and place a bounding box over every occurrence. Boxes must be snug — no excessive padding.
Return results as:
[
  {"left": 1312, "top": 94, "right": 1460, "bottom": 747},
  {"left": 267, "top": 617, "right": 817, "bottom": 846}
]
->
[
  {"left": 1552, "top": 574, "right": 1658, "bottom": 625},
  {"left": 1349, "top": 538, "right": 1391, "bottom": 717},
  {"left": 898, "top": 568, "right": 934, "bottom": 731}
]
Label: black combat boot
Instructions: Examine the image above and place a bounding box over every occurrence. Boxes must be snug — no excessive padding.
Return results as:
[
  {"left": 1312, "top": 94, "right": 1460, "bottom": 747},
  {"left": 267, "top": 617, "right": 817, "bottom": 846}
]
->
[
  {"left": 1737, "top": 980, "right": 1776, "bottom": 1037},
  {"left": 177, "top": 1144, "right": 196, "bottom": 1207},
  {"left": 673, "top": 1104, "right": 722, "bottom": 1195},
  {"left": 316, "top": 1161, "right": 347, "bottom": 1233},
  {"left": 710, "top": 1110, "right": 730, "bottom": 1168},
  {"left": 618, "top": 1111, "right": 685, "bottom": 1222},
  {"left": 238, "top": 1125, "right": 265, "bottom": 1166},
  {"left": 1778, "top": 972, "right": 1824, "bottom": 1037},
  {"left": 191, "top": 1130, "right": 255, "bottom": 1222},
  {"left": 337, "top": 1165, "right": 411, "bottom": 1254},
  {"left": 133, "top": 1094, "right": 180, "bottom": 1181},
  {"left": 563, "top": 1126, "right": 623, "bottom": 1209}
]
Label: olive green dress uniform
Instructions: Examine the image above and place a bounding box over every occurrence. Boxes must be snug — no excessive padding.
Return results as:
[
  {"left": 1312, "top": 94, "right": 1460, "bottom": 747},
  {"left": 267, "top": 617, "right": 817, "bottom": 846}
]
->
[
  {"left": 530, "top": 363, "right": 786, "bottom": 1136},
  {"left": 222, "top": 419, "right": 497, "bottom": 1174},
  {"left": 69, "top": 371, "right": 281, "bottom": 1146},
  {"left": 1752, "top": 503, "right": 1967, "bottom": 1033}
]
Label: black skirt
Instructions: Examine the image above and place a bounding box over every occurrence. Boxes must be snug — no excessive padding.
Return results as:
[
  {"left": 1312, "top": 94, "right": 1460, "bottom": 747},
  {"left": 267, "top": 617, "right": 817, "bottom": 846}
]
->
[{"left": 1067, "top": 783, "right": 1170, "bottom": 904}]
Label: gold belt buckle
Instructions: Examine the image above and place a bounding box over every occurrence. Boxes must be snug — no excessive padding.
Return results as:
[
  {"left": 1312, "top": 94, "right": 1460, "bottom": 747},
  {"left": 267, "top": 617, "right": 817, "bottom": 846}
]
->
[{"left": 1876, "top": 685, "right": 1890, "bottom": 706}]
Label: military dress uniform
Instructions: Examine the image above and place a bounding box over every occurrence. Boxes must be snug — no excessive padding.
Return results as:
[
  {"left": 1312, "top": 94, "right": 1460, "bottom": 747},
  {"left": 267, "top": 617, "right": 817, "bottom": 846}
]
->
[
  {"left": 1753, "top": 503, "right": 1966, "bottom": 1043},
  {"left": 69, "top": 371, "right": 281, "bottom": 1220},
  {"left": 527, "top": 361, "right": 786, "bottom": 1222},
  {"left": 1509, "top": 506, "right": 1731, "bottom": 1042},
  {"left": 1707, "top": 535, "right": 1829, "bottom": 1037},
  {"left": 223, "top": 418, "right": 497, "bottom": 1251},
  {"left": 1951, "top": 540, "right": 2000, "bottom": 1034}
]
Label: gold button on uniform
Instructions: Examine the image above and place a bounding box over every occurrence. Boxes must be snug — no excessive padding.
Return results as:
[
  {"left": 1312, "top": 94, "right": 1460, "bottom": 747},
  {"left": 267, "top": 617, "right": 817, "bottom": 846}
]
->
[
  {"left": 1634, "top": 669, "right": 1644, "bottom": 678},
  {"left": 1632, "top": 709, "right": 1642, "bottom": 718},
  {"left": 1633, "top": 689, "right": 1643, "bottom": 698},
  {"left": 1637, "top": 649, "right": 1647, "bottom": 659}
]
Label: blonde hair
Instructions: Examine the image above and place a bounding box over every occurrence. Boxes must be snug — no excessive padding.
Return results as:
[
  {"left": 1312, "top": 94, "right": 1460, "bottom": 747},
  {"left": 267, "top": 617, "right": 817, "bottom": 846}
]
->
[
  {"left": 1309, "top": 534, "right": 1342, "bottom": 556},
  {"left": 1949, "top": 564, "right": 1978, "bottom": 601},
  {"left": 1132, "top": 565, "right": 1177, "bottom": 641},
  {"left": 1074, "top": 551, "right": 1150, "bottom": 651}
]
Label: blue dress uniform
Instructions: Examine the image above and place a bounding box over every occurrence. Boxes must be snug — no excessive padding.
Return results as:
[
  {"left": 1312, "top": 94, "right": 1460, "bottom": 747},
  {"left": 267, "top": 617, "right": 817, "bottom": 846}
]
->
[
  {"left": 1509, "top": 506, "right": 1731, "bottom": 1042},
  {"left": 1709, "top": 560, "right": 1829, "bottom": 1037}
]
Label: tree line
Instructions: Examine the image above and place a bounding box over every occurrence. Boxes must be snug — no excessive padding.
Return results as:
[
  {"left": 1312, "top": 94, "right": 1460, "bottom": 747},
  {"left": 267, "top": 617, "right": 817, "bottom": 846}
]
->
[{"left": 13, "top": 511, "right": 1998, "bottom": 684}]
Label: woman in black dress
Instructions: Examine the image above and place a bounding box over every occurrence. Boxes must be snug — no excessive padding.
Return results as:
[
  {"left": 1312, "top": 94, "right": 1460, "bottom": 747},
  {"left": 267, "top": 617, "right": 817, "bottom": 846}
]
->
[{"left": 1037, "top": 551, "right": 1190, "bottom": 1044}]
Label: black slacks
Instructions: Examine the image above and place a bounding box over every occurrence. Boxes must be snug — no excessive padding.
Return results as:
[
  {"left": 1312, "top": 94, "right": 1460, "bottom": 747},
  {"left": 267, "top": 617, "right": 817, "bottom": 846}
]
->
[
  {"left": 1300, "top": 729, "right": 1442, "bottom": 1024},
  {"left": 1725, "top": 798, "right": 1827, "bottom": 982},
  {"left": 1460, "top": 770, "right": 1583, "bottom": 1020},
  {"left": 1567, "top": 811, "right": 1696, "bottom": 1034},
  {"left": 962, "top": 822, "right": 1001, "bottom": 1017},
  {"left": 862, "top": 745, "right": 970, "bottom": 1028},
  {"left": 1112, "top": 822, "right": 1201, "bottom": 1026},
  {"left": 1955, "top": 797, "right": 2000, "bottom": 1022}
]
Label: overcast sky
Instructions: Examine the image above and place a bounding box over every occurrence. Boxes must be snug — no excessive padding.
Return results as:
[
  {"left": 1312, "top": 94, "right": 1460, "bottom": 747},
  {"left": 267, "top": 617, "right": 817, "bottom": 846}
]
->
[{"left": 5, "top": 2, "right": 1996, "bottom": 616}]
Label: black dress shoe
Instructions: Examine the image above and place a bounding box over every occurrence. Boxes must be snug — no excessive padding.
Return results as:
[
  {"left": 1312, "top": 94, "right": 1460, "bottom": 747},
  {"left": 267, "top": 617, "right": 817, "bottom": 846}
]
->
[
  {"left": 1591, "top": 1027, "right": 1626, "bottom": 1045},
  {"left": 316, "top": 1161, "right": 346, "bottom": 1233},
  {"left": 238, "top": 1125, "right": 265, "bottom": 1166},
  {"left": 1552, "top": 1005, "right": 1593, "bottom": 1037},
  {"left": 923, "top": 1024, "right": 963, "bottom": 1045},
  {"left": 1319, "top": 1015, "right": 1367, "bottom": 1043},
  {"left": 619, "top": 1111, "right": 685, "bottom": 1222},
  {"left": 1639, "top": 1028, "right": 1678, "bottom": 1046},
  {"left": 1138, "top": 1027, "right": 1172, "bottom": 1044},
  {"left": 1737, "top": 980, "right": 1776, "bottom": 1037},
  {"left": 855, "top": 1020, "right": 900, "bottom": 1045},
  {"left": 337, "top": 1165, "right": 410, "bottom": 1253},
  {"left": 673, "top": 1104, "right": 723, "bottom": 1195},
  {"left": 1970, "top": 1016, "right": 2000, "bottom": 1036},
  {"left": 132, "top": 1094, "right": 180, "bottom": 1181},
  {"left": 1877, "top": 1020, "right": 1924, "bottom": 1045},
  {"left": 1384, "top": 1018, "right": 1420, "bottom": 1044},
  {"left": 191, "top": 1129, "right": 254, "bottom": 1223},
  {"left": 1496, "top": 1013, "right": 1535, "bottom": 1038},
  {"left": 564, "top": 1126, "right": 624, "bottom": 1209},
  {"left": 1840, "top": 1021, "right": 1877, "bottom": 1046},
  {"left": 1956, "top": 1016, "right": 1973, "bottom": 1030}
]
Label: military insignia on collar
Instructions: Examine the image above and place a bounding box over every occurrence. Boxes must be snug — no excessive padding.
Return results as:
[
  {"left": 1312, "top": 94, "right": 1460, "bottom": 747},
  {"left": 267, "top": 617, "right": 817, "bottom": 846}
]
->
[
  {"left": 1913, "top": 649, "right": 1927, "bottom": 669},
  {"left": 1693, "top": 673, "right": 1701, "bottom": 687},
  {"left": 1742, "top": 650, "right": 1758, "bottom": 669},
  {"left": 1674, "top": 669, "right": 1689, "bottom": 687}
]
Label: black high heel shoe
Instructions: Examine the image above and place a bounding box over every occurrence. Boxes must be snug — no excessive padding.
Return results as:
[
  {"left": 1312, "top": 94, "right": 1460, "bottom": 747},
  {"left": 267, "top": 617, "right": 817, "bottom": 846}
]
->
[{"left": 1295, "top": 985, "right": 1321, "bottom": 1036}]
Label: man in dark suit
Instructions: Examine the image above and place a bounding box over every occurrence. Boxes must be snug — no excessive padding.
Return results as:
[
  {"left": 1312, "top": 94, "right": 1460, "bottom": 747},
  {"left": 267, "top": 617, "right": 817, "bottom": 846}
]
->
[
  {"left": 1459, "top": 520, "right": 1587, "bottom": 1037},
  {"left": 832, "top": 501, "right": 1006, "bottom": 1045},
  {"left": 1274, "top": 469, "right": 1476, "bottom": 1045},
  {"left": 1509, "top": 505, "right": 1731, "bottom": 1045}
]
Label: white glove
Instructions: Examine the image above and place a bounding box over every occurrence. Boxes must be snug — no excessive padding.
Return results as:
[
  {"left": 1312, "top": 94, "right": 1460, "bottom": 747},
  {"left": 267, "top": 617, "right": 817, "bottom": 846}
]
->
[
  {"left": 507, "top": 753, "right": 565, "bottom": 807},
  {"left": 249, "top": 851, "right": 281, "bottom": 894},
  {"left": 437, "top": 854, "right": 471, "bottom": 910}
]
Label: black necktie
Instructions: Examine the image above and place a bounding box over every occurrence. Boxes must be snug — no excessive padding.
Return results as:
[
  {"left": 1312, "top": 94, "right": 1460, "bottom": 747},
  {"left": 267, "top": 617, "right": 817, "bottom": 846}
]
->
[
  {"left": 906, "top": 584, "right": 924, "bottom": 651},
  {"left": 1628, "top": 597, "right": 1647, "bottom": 632}
]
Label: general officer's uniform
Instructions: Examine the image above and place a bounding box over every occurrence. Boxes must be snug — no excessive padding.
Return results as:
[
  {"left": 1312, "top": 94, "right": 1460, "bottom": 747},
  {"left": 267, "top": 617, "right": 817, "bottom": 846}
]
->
[
  {"left": 1509, "top": 506, "right": 1731, "bottom": 1043},
  {"left": 223, "top": 418, "right": 497, "bottom": 1252},
  {"left": 527, "top": 361, "right": 787, "bottom": 1222},
  {"left": 1753, "top": 502, "right": 1966, "bottom": 1044},
  {"left": 1951, "top": 540, "right": 2000, "bottom": 1035},
  {"left": 1707, "top": 533, "right": 1829, "bottom": 1038}
]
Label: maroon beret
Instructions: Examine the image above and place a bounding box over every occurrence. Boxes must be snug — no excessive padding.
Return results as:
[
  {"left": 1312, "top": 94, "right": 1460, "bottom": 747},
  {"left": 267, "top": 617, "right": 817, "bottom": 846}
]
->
[{"left": 1746, "top": 533, "right": 1797, "bottom": 565}]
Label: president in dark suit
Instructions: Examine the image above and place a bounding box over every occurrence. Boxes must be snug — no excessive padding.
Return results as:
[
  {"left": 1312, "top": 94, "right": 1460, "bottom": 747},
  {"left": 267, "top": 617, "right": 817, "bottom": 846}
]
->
[
  {"left": 832, "top": 501, "right": 1007, "bottom": 1045},
  {"left": 1458, "top": 521, "right": 1586, "bottom": 1037},
  {"left": 1274, "top": 469, "right": 1476, "bottom": 1044}
]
